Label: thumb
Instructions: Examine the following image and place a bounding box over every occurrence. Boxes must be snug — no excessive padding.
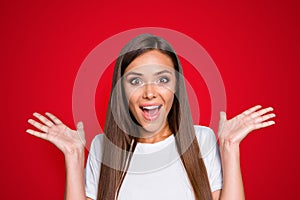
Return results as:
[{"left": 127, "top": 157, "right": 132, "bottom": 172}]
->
[
  {"left": 76, "top": 121, "right": 86, "bottom": 145},
  {"left": 218, "top": 112, "right": 227, "bottom": 137},
  {"left": 76, "top": 121, "right": 84, "bottom": 130},
  {"left": 76, "top": 121, "right": 85, "bottom": 136},
  {"left": 219, "top": 111, "right": 227, "bottom": 124}
]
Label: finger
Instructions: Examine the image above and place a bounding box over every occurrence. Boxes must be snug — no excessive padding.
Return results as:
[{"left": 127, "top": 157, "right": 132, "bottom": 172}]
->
[
  {"left": 254, "top": 120, "right": 275, "bottom": 129},
  {"left": 235, "top": 105, "right": 262, "bottom": 119},
  {"left": 33, "top": 112, "right": 54, "bottom": 127},
  {"left": 242, "top": 105, "right": 262, "bottom": 116},
  {"left": 28, "top": 119, "right": 49, "bottom": 133},
  {"left": 251, "top": 107, "right": 274, "bottom": 118},
  {"left": 26, "top": 129, "right": 48, "bottom": 140},
  {"left": 254, "top": 113, "right": 276, "bottom": 123},
  {"left": 45, "top": 112, "right": 63, "bottom": 125}
]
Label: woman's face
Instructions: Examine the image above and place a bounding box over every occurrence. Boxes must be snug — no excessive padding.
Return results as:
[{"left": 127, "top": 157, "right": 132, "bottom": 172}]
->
[{"left": 123, "top": 50, "right": 176, "bottom": 136}]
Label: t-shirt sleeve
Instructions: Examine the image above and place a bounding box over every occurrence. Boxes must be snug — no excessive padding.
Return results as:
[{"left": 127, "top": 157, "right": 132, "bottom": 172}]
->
[
  {"left": 85, "top": 134, "right": 104, "bottom": 200},
  {"left": 194, "top": 126, "right": 223, "bottom": 192}
]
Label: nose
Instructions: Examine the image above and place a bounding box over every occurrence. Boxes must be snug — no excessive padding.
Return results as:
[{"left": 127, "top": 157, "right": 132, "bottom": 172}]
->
[{"left": 142, "top": 83, "right": 156, "bottom": 99}]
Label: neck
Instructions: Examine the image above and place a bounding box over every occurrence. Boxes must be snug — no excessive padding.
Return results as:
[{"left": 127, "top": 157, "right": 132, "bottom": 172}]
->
[{"left": 137, "top": 123, "right": 172, "bottom": 144}]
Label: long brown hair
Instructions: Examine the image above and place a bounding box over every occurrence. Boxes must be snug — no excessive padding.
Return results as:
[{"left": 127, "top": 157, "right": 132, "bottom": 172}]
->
[{"left": 97, "top": 34, "right": 212, "bottom": 200}]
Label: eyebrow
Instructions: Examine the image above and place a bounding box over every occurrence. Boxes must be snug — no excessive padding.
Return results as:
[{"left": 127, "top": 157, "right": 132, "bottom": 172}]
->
[
  {"left": 155, "top": 70, "right": 173, "bottom": 76},
  {"left": 125, "top": 72, "right": 143, "bottom": 77},
  {"left": 125, "top": 70, "right": 173, "bottom": 78}
]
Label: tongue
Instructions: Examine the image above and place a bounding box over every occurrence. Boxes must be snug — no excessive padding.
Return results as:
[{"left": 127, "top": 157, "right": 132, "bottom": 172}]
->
[{"left": 145, "top": 108, "right": 159, "bottom": 117}]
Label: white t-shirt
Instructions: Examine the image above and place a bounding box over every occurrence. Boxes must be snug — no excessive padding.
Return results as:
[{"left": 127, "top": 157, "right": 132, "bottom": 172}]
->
[{"left": 85, "top": 125, "right": 223, "bottom": 200}]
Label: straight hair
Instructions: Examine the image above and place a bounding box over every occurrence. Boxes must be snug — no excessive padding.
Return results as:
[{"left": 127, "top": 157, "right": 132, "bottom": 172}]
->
[{"left": 97, "top": 34, "right": 212, "bottom": 200}]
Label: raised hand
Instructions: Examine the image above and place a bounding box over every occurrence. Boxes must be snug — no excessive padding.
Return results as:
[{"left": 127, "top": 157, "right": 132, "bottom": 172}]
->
[
  {"left": 26, "top": 112, "right": 86, "bottom": 155},
  {"left": 218, "top": 105, "right": 275, "bottom": 146}
]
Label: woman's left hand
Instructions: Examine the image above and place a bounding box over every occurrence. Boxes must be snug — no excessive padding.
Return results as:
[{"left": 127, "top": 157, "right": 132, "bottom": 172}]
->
[{"left": 218, "top": 105, "right": 275, "bottom": 146}]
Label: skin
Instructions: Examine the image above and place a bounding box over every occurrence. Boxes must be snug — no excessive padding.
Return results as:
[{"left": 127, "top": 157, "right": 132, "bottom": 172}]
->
[
  {"left": 26, "top": 50, "right": 275, "bottom": 200},
  {"left": 123, "top": 50, "right": 176, "bottom": 143}
]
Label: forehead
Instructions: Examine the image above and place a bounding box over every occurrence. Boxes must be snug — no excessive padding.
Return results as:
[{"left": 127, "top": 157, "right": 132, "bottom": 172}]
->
[{"left": 124, "top": 50, "right": 174, "bottom": 74}]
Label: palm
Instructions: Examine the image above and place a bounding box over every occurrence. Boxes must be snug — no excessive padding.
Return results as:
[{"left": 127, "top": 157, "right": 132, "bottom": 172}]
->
[
  {"left": 27, "top": 112, "right": 86, "bottom": 154},
  {"left": 218, "top": 105, "right": 275, "bottom": 145}
]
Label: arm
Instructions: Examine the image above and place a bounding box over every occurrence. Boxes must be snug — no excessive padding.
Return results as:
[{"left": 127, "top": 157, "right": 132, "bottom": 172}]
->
[
  {"left": 214, "top": 105, "right": 275, "bottom": 200},
  {"left": 26, "top": 112, "right": 89, "bottom": 200},
  {"left": 219, "top": 141, "right": 244, "bottom": 199},
  {"left": 64, "top": 147, "right": 86, "bottom": 200}
]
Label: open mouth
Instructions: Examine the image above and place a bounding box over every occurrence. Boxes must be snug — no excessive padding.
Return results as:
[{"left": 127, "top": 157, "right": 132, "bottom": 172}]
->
[{"left": 140, "top": 105, "right": 162, "bottom": 121}]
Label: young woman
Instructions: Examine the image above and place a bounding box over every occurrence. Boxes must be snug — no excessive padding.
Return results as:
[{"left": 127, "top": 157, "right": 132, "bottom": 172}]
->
[{"left": 27, "top": 34, "right": 275, "bottom": 200}]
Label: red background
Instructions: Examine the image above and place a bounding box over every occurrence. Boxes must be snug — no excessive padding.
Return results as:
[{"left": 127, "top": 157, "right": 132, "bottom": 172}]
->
[{"left": 1, "top": 0, "right": 298, "bottom": 199}]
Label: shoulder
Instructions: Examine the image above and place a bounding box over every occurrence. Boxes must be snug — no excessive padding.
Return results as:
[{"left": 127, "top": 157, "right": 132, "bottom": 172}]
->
[
  {"left": 193, "top": 126, "right": 223, "bottom": 191},
  {"left": 89, "top": 134, "right": 105, "bottom": 158},
  {"left": 193, "top": 125, "right": 218, "bottom": 158},
  {"left": 193, "top": 125, "right": 216, "bottom": 142},
  {"left": 90, "top": 133, "right": 105, "bottom": 149},
  {"left": 91, "top": 133, "right": 105, "bottom": 145}
]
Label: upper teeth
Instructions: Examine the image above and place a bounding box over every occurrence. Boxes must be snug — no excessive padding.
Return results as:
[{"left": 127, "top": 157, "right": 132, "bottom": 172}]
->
[{"left": 143, "top": 106, "right": 159, "bottom": 110}]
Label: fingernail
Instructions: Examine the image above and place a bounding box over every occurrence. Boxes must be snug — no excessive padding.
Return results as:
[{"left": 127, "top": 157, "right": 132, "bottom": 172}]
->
[{"left": 77, "top": 121, "right": 84, "bottom": 128}]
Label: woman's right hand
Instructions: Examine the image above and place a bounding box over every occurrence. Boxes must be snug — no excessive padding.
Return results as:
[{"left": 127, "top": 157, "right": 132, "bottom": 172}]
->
[{"left": 26, "top": 112, "right": 86, "bottom": 156}]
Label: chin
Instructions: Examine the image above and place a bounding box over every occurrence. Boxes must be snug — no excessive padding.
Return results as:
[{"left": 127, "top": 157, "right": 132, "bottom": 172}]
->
[{"left": 138, "top": 118, "right": 168, "bottom": 136}]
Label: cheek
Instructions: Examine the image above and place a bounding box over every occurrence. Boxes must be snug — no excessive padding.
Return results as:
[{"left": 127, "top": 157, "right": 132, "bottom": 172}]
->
[
  {"left": 124, "top": 84, "right": 143, "bottom": 101},
  {"left": 127, "top": 90, "right": 141, "bottom": 112},
  {"left": 164, "top": 79, "right": 176, "bottom": 95},
  {"left": 163, "top": 90, "right": 175, "bottom": 109},
  {"left": 124, "top": 85, "right": 136, "bottom": 106}
]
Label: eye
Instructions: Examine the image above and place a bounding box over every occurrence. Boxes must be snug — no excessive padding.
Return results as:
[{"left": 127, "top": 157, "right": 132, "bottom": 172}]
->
[
  {"left": 157, "top": 77, "right": 169, "bottom": 84},
  {"left": 130, "top": 78, "right": 143, "bottom": 86}
]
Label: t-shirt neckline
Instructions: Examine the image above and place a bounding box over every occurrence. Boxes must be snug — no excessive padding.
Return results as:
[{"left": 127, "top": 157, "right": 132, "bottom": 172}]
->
[{"left": 135, "top": 134, "right": 175, "bottom": 154}]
